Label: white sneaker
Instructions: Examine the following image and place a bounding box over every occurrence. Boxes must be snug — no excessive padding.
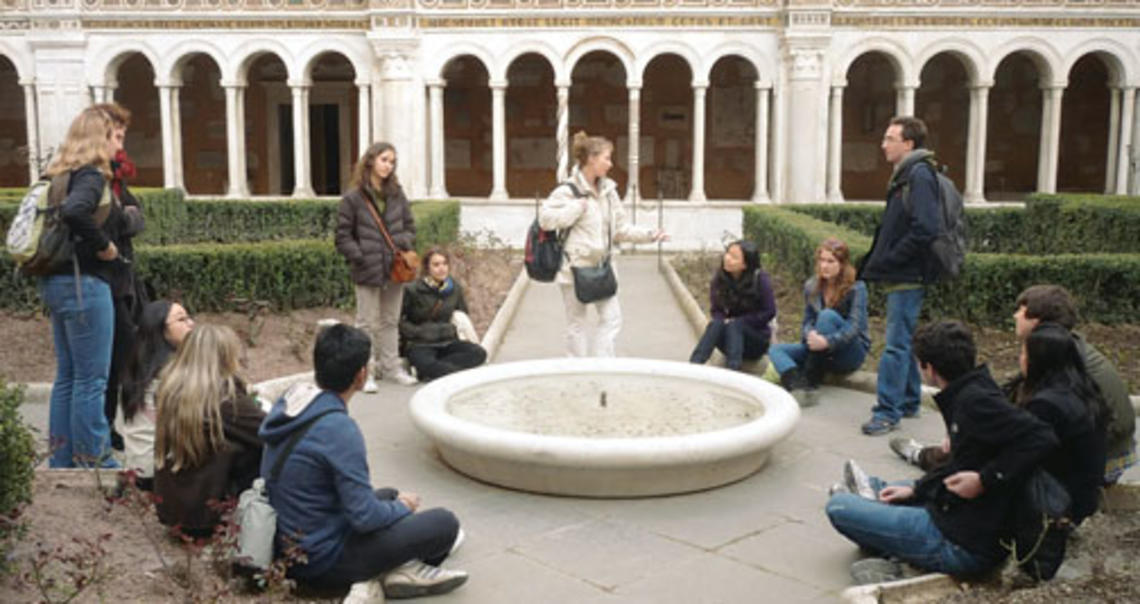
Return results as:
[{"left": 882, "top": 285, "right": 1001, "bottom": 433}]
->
[
  {"left": 384, "top": 368, "right": 418, "bottom": 386},
  {"left": 449, "top": 528, "right": 465, "bottom": 555},
  {"left": 363, "top": 375, "right": 379, "bottom": 393},
  {"left": 382, "top": 561, "right": 468, "bottom": 599},
  {"left": 343, "top": 578, "right": 385, "bottom": 603}
]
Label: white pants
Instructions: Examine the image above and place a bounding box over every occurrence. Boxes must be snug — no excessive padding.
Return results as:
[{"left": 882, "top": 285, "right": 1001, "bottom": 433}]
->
[
  {"left": 355, "top": 282, "right": 405, "bottom": 376},
  {"left": 560, "top": 284, "right": 622, "bottom": 357}
]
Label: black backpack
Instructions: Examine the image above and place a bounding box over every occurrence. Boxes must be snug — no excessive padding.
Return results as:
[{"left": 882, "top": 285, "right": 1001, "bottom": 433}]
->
[
  {"left": 524, "top": 182, "right": 585, "bottom": 282},
  {"left": 903, "top": 162, "right": 967, "bottom": 280},
  {"left": 1005, "top": 468, "right": 1073, "bottom": 581}
]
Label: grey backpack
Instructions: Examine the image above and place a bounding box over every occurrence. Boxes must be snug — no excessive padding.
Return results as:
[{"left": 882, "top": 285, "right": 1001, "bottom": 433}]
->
[{"left": 904, "top": 162, "right": 967, "bottom": 280}]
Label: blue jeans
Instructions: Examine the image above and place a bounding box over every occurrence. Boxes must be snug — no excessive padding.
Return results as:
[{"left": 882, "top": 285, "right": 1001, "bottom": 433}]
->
[
  {"left": 770, "top": 309, "right": 867, "bottom": 377},
  {"left": 826, "top": 489, "right": 994, "bottom": 576},
  {"left": 689, "top": 319, "right": 769, "bottom": 370},
  {"left": 40, "top": 274, "right": 118, "bottom": 469},
  {"left": 873, "top": 288, "right": 924, "bottom": 423}
]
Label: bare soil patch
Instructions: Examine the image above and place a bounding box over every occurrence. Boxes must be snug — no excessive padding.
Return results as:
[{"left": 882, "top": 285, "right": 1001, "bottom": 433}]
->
[
  {"left": 0, "top": 246, "right": 520, "bottom": 385},
  {"left": 671, "top": 253, "right": 1140, "bottom": 391}
]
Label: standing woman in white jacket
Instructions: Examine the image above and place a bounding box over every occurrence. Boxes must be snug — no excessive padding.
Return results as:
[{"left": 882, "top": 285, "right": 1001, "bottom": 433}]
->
[{"left": 539, "top": 131, "right": 668, "bottom": 357}]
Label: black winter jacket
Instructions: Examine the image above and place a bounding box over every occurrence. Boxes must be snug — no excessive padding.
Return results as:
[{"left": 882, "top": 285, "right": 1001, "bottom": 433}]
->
[
  {"left": 912, "top": 366, "right": 1058, "bottom": 563},
  {"left": 858, "top": 150, "right": 941, "bottom": 284},
  {"left": 335, "top": 185, "right": 416, "bottom": 287},
  {"left": 54, "top": 165, "right": 128, "bottom": 284},
  {"left": 1022, "top": 383, "right": 1106, "bottom": 523},
  {"left": 399, "top": 277, "right": 468, "bottom": 348}
]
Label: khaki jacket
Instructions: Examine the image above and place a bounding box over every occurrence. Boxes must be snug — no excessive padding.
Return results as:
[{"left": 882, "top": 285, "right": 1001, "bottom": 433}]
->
[{"left": 538, "top": 166, "right": 655, "bottom": 285}]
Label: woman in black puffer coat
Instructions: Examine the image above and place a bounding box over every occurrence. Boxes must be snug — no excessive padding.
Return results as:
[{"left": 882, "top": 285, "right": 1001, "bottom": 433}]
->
[{"left": 399, "top": 249, "right": 487, "bottom": 382}]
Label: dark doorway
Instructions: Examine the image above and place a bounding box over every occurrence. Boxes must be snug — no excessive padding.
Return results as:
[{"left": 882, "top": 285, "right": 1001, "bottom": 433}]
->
[
  {"left": 279, "top": 104, "right": 294, "bottom": 194},
  {"left": 310, "top": 104, "right": 341, "bottom": 195}
]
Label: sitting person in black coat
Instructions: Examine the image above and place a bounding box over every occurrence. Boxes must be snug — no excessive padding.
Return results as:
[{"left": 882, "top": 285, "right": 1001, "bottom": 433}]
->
[
  {"left": 399, "top": 249, "right": 487, "bottom": 382},
  {"left": 1014, "top": 322, "right": 1108, "bottom": 524}
]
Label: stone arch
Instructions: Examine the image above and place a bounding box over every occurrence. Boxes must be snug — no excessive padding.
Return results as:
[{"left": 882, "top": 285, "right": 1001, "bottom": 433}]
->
[
  {"left": 0, "top": 40, "right": 31, "bottom": 82},
  {"left": 641, "top": 53, "right": 695, "bottom": 199},
  {"left": 297, "top": 40, "right": 370, "bottom": 85},
  {"left": 840, "top": 50, "right": 904, "bottom": 199},
  {"left": 914, "top": 38, "right": 985, "bottom": 87},
  {"left": 88, "top": 42, "right": 162, "bottom": 87},
  {"left": 229, "top": 40, "right": 296, "bottom": 86},
  {"left": 504, "top": 52, "right": 559, "bottom": 197},
  {"left": 703, "top": 42, "right": 772, "bottom": 88},
  {"left": 705, "top": 54, "right": 761, "bottom": 200},
  {"left": 442, "top": 55, "right": 492, "bottom": 197},
  {"left": 565, "top": 37, "right": 635, "bottom": 87},
  {"left": 832, "top": 38, "right": 915, "bottom": 87},
  {"left": 1061, "top": 40, "right": 1136, "bottom": 87},
  {"left": 637, "top": 40, "right": 702, "bottom": 86},
  {"left": 429, "top": 43, "right": 495, "bottom": 83},
  {"left": 568, "top": 49, "right": 630, "bottom": 193},
  {"left": 163, "top": 40, "right": 229, "bottom": 86},
  {"left": 496, "top": 41, "right": 564, "bottom": 85},
  {"left": 987, "top": 47, "right": 1053, "bottom": 199},
  {"left": 916, "top": 52, "right": 972, "bottom": 190},
  {"left": 1057, "top": 53, "right": 1115, "bottom": 192},
  {"left": 174, "top": 53, "right": 227, "bottom": 195},
  {"left": 304, "top": 51, "right": 361, "bottom": 195},
  {"left": 987, "top": 38, "right": 1062, "bottom": 87},
  {"left": 0, "top": 53, "right": 29, "bottom": 186}
]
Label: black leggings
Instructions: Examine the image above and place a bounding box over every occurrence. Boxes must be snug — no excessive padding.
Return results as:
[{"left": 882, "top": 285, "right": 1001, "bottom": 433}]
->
[
  {"left": 407, "top": 341, "right": 487, "bottom": 382},
  {"left": 305, "top": 489, "right": 460, "bottom": 589}
]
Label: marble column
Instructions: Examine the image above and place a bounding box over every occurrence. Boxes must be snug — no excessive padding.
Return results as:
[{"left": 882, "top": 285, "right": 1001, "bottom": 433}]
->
[
  {"left": 965, "top": 84, "right": 990, "bottom": 203},
  {"left": 158, "top": 85, "right": 177, "bottom": 189},
  {"left": 689, "top": 84, "right": 707, "bottom": 202},
  {"left": 428, "top": 81, "right": 447, "bottom": 199},
  {"left": 1115, "top": 87, "right": 1135, "bottom": 194},
  {"left": 291, "top": 84, "right": 314, "bottom": 197},
  {"left": 826, "top": 85, "right": 845, "bottom": 203},
  {"left": 556, "top": 83, "right": 570, "bottom": 182},
  {"left": 752, "top": 83, "right": 771, "bottom": 203},
  {"left": 782, "top": 44, "right": 826, "bottom": 203},
  {"left": 490, "top": 80, "right": 508, "bottom": 200},
  {"left": 357, "top": 83, "right": 371, "bottom": 158},
  {"left": 22, "top": 82, "right": 40, "bottom": 182},
  {"left": 1131, "top": 92, "right": 1140, "bottom": 195},
  {"left": 223, "top": 84, "right": 249, "bottom": 197},
  {"left": 170, "top": 86, "right": 184, "bottom": 190},
  {"left": 896, "top": 84, "right": 916, "bottom": 117},
  {"left": 1036, "top": 86, "right": 1063, "bottom": 194},
  {"left": 627, "top": 86, "right": 641, "bottom": 202},
  {"left": 1105, "top": 87, "right": 1120, "bottom": 194}
]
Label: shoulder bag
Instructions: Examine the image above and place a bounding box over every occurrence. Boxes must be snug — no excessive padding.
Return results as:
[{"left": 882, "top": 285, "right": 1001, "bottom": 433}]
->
[
  {"left": 362, "top": 193, "right": 418, "bottom": 283},
  {"left": 570, "top": 189, "right": 617, "bottom": 304}
]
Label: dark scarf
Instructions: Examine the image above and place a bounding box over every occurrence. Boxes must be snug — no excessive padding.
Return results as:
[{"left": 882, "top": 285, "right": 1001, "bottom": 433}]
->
[{"left": 111, "top": 149, "right": 136, "bottom": 198}]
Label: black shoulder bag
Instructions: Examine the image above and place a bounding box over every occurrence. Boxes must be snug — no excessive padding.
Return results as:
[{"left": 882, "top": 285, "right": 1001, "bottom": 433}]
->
[{"left": 570, "top": 189, "right": 617, "bottom": 304}]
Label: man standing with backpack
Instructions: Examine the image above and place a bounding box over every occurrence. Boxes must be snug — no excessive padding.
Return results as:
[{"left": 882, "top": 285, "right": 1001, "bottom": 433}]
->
[{"left": 858, "top": 116, "right": 943, "bottom": 436}]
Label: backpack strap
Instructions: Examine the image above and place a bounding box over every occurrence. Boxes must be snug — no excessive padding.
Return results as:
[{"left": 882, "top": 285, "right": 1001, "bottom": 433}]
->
[
  {"left": 562, "top": 181, "right": 586, "bottom": 199},
  {"left": 269, "top": 408, "right": 341, "bottom": 482},
  {"left": 901, "top": 160, "right": 941, "bottom": 217}
]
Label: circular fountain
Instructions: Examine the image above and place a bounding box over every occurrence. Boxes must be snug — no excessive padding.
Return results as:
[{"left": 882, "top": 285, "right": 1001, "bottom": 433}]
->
[{"left": 409, "top": 358, "right": 800, "bottom": 497}]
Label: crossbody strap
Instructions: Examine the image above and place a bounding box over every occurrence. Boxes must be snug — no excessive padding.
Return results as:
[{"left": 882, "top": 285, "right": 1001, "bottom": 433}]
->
[
  {"left": 361, "top": 191, "right": 399, "bottom": 254},
  {"left": 269, "top": 409, "right": 341, "bottom": 482}
]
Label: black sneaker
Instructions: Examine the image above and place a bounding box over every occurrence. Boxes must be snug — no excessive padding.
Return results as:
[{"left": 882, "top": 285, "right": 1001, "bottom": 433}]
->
[{"left": 861, "top": 417, "right": 899, "bottom": 436}]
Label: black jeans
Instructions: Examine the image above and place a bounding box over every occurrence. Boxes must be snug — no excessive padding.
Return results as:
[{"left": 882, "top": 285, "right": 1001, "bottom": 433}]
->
[
  {"left": 306, "top": 488, "right": 460, "bottom": 589},
  {"left": 407, "top": 341, "right": 487, "bottom": 382},
  {"left": 689, "top": 319, "right": 769, "bottom": 370}
]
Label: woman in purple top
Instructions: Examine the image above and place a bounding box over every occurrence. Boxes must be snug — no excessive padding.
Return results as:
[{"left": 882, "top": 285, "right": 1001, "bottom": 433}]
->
[{"left": 689, "top": 240, "right": 777, "bottom": 371}]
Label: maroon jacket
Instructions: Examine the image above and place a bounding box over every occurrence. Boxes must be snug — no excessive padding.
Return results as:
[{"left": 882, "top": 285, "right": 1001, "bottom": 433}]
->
[{"left": 335, "top": 185, "right": 417, "bottom": 287}]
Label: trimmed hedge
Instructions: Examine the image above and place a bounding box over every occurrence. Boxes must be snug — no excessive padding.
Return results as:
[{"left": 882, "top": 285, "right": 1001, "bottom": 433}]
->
[
  {"left": 744, "top": 206, "right": 1140, "bottom": 326},
  {"left": 0, "top": 201, "right": 460, "bottom": 311}
]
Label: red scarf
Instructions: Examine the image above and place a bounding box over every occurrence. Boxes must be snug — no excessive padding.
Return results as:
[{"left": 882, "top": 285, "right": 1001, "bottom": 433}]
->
[{"left": 112, "top": 149, "right": 136, "bottom": 198}]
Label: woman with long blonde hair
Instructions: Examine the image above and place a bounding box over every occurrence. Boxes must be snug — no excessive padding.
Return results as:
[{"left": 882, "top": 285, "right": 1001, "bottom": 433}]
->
[
  {"left": 769, "top": 237, "right": 870, "bottom": 407},
  {"left": 335, "top": 142, "right": 418, "bottom": 390},
  {"left": 153, "top": 324, "right": 265, "bottom": 536},
  {"left": 40, "top": 104, "right": 134, "bottom": 468}
]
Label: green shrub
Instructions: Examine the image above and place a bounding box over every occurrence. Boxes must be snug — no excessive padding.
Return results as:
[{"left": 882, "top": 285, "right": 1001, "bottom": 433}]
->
[
  {"left": 0, "top": 379, "right": 36, "bottom": 568},
  {"left": 743, "top": 206, "right": 1140, "bottom": 326},
  {"left": 1023, "top": 194, "right": 1140, "bottom": 254},
  {"left": 0, "top": 201, "right": 460, "bottom": 312}
]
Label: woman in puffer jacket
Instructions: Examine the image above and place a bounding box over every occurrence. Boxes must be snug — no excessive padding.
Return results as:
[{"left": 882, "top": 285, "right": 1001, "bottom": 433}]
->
[
  {"left": 336, "top": 142, "right": 418, "bottom": 390},
  {"left": 538, "top": 131, "right": 668, "bottom": 357},
  {"left": 399, "top": 249, "right": 487, "bottom": 382}
]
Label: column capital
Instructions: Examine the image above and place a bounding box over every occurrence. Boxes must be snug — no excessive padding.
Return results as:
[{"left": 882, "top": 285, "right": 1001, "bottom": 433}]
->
[
  {"left": 220, "top": 79, "right": 247, "bottom": 89},
  {"left": 489, "top": 79, "right": 508, "bottom": 91},
  {"left": 426, "top": 79, "right": 445, "bottom": 89},
  {"left": 287, "top": 80, "right": 312, "bottom": 90},
  {"left": 691, "top": 80, "right": 709, "bottom": 91},
  {"left": 755, "top": 80, "right": 773, "bottom": 91},
  {"left": 970, "top": 82, "right": 994, "bottom": 92},
  {"left": 19, "top": 78, "right": 36, "bottom": 88},
  {"left": 555, "top": 80, "right": 571, "bottom": 91}
]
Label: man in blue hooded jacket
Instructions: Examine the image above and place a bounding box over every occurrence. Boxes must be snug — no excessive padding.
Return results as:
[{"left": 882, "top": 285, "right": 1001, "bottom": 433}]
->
[
  {"left": 259, "top": 323, "right": 466, "bottom": 602},
  {"left": 858, "top": 116, "right": 942, "bottom": 436}
]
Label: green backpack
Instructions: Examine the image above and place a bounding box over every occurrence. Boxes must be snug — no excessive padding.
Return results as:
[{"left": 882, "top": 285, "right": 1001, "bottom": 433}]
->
[{"left": 5, "top": 173, "right": 110, "bottom": 276}]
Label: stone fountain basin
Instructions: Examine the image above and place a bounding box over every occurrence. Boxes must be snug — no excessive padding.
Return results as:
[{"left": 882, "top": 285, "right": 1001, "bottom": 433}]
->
[{"left": 409, "top": 358, "right": 800, "bottom": 497}]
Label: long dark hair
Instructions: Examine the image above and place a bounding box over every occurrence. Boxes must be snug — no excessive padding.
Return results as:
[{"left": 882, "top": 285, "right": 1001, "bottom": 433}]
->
[
  {"left": 350, "top": 142, "right": 400, "bottom": 201},
  {"left": 120, "top": 301, "right": 177, "bottom": 422},
  {"left": 1018, "top": 322, "right": 1106, "bottom": 423},
  {"left": 713, "top": 240, "right": 764, "bottom": 313}
]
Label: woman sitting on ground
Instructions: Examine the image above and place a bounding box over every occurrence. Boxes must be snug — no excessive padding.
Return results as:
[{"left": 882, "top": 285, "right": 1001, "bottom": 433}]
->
[
  {"left": 153, "top": 324, "right": 265, "bottom": 536},
  {"left": 689, "top": 240, "right": 777, "bottom": 371},
  {"left": 117, "top": 301, "right": 194, "bottom": 490},
  {"left": 769, "top": 237, "right": 870, "bottom": 407},
  {"left": 1015, "top": 322, "right": 1108, "bottom": 524},
  {"left": 399, "top": 248, "right": 487, "bottom": 382}
]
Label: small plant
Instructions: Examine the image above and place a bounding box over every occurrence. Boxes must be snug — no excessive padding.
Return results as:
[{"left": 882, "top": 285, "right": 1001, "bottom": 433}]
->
[
  {"left": 24, "top": 533, "right": 114, "bottom": 604},
  {"left": 0, "top": 378, "right": 37, "bottom": 570}
]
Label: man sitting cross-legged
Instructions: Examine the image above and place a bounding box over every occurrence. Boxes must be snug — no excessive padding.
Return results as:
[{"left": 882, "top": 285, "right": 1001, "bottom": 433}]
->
[
  {"left": 826, "top": 321, "right": 1057, "bottom": 584},
  {"left": 260, "top": 324, "right": 467, "bottom": 602}
]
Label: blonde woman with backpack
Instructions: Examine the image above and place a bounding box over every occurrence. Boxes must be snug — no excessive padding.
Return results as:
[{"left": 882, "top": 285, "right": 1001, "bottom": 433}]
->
[
  {"left": 39, "top": 105, "right": 133, "bottom": 468},
  {"left": 538, "top": 131, "right": 667, "bottom": 357}
]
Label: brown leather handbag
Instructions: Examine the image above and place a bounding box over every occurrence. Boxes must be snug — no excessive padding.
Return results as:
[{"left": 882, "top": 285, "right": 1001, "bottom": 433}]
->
[{"left": 362, "top": 195, "right": 418, "bottom": 283}]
